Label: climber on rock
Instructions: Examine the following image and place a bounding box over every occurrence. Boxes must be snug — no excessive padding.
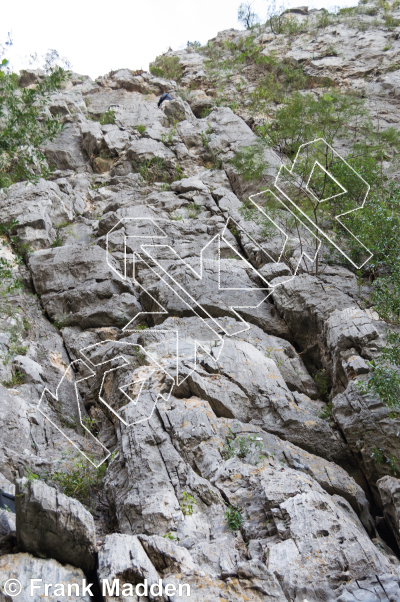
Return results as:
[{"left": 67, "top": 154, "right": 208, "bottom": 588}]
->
[{"left": 158, "top": 92, "right": 173, "bottom": 110}]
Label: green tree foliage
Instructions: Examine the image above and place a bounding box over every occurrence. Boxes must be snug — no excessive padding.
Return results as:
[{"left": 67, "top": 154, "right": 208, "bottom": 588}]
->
[
  {"left": 0, "top": 45, "right": 70, "bottom": 189},
  {"left": 232, "top": 89, "right": 400, "bottom": 276},
  {"left": 358, "top": 331, "right": 400, "bottom": 415}
]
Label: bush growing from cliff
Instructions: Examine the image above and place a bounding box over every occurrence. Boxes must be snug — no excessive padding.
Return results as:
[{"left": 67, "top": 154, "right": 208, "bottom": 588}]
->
[
  {"left": 0, "top": 48, "right": 70, "bottom": 189},
  {"left": 233, "top": 90, "right": 400, "bottom": 277},
  {"left": 149, "top": 55, "right": 183, "bottom": 82},
  {"left": 359, "top": 331, "right": 400, "bottom": 419},
  {"left": 371, "top": 264, "right": 400, "bottom": 323}
]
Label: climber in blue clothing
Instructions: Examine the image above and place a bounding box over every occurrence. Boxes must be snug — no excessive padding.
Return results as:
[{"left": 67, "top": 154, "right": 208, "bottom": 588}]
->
[{"left": 158, "top": 92, "right": 173, "bottom": 109}]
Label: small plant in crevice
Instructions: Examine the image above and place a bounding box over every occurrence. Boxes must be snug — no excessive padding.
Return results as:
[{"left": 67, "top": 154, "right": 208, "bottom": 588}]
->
[
  {"left": 227, "top": 221, "right": 239, "bottom": 238},
  {"left": 51, "top": 233, "right": 63, "bottom": 248},
  {"left": 26, "top": 448, "right": 115, "bottom": 510},
  {"left": 325, "top": 45, "right": 339, "bottom": 56},
  {"left": 91, "top": 179, "right": 111, "bottom": 190},
  {"left": 200, "top": 125, "right": 213, "bottom": 149},
  {"left": 47, "top": 455, "right": 107, "bottom": 509},
  {"left": 163, "top": 532, "right": 180, "bottom": 541},
  {"left": 186, "top": 202, "right": 201, "bottom": 219},
  {"left": 53, "top": 313, "right": 70, "bottom": 330},
  {"left": 1, "top": 370, "right": 24, "bottom": 388},
  {"left": 370, "top": 446, "right": 399, "bottom": 475},
  {"left": 138, "top": 157, "right": 168, "bottom": 185},
  {"left": 136, "top": 124, "right": 146, "bottom": 136},
  {"left": 180, "top": 491, "right": 196, "bottom": 515},
  {"left": 225, "top": 504, "right": 244, "bottom": 531},
  {"left": 99, "top": 109, "right": 115, "bottom": 125},
  {"left": 0, "top": 256, "right": 23, "bottom": 295},
  {"left": 223, "top": 426, "right": 265, "bottom": 465},
  {"left": 161, "top": 125, "right": 177, "bottom": 146},
  {"left": 317, "top": 402, "right": 333, "bottom": 420},
  {"left": 2, "top": 322, "right": 29, "bottom": 365},
  {"left": 313, "top": 368, "right": 330, "bottom": 402}
]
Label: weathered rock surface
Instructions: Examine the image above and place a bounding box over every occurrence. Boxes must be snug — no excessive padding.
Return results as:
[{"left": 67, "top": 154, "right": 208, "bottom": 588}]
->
[
  {"left": 1, "top": 8, "right": 400, "bottom": 600},
  {"left": 0, "top": 554, "right": 91, "bottom": 602},
  {"left": 28, "top": 244, "right": 141, "bottom": 328},
  {"left": 16, "top": 478, "right": 97, "bottom": 572},
  {"left": 97, "top": 534, "right": 160, "bottom": 601},
  {"left": 378, "top": 475, "right": 400, "bottom": 551},
  {"left": 0, "top": 180, "right": 75, "bottom": 251}
]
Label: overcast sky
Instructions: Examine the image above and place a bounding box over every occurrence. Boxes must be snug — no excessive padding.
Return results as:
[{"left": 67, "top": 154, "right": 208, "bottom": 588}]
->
[{"left": 1, "top": 0, "right": 358, "bottom": 79}]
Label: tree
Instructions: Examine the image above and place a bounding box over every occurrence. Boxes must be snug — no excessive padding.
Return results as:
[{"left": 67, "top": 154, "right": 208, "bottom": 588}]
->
[
  {"left": 0, "top": 44, "right": 70, "bottom": 189},
  {"left": 266, "top": 1, "right": 288, "bottom": 34},
  {"left": 232, "top": 90, "right": 400, "bottom": 276},
  {"left": 238, "top": 2, "right": 259, "bottom": 29}
]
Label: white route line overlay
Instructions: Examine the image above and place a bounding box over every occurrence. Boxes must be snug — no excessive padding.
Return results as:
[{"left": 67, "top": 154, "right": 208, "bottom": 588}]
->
[
  {"left": 271, "top": 137, "right": 373, "bottom": 270},
  {"left": 37, "top": 137, "right": 373, "bottom": 467}
]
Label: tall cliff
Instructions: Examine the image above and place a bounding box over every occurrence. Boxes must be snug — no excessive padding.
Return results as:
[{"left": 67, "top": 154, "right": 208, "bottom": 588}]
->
[{"left": 1, "top": 3, "right": 400, "bottom": 601}]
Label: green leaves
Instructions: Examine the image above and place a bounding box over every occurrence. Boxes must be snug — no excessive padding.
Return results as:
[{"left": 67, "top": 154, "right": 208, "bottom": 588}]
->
[
  {"left": 372, "top": 264, "right": 400, "bottom": 324},
  {"left": 225, "top": 505, "right": 244, "bottom": 531},
  {"left": 358, "top": 331, "right": 400, "bottom": 412},
  {"left": 149, "top": 55, "right": 182, "bottom": 82},
  {"left": 0, "top": 62, "right": 69, "bottom": 189},
  {"left": 99, "top": 109, "right": 115, "bottom": 125}
]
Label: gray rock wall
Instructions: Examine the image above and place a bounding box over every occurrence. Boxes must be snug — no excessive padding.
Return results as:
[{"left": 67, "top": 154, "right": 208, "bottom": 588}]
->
[{"left": 1, "top": 10, "right": 400, "bottom": 600}]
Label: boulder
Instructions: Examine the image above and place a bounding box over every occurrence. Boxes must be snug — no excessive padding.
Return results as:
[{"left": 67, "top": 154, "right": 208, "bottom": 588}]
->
[
  {"left": 0, "top": 505, "right": 16, "bottom": 554},
  {"left": 16, "top": 478, "right": 97, "bottom": 572},
  {"left": 332, "top": 381, "right": 400, "bottom": 497},
  {"left": 0, "top": 180, "right": 75, "bottom": 251},
  {"left": 44, "top": 122, "right": 89, "bottom": 172},
  {"left": 18, "top": 69, "right": 45, "bottom": 88},
  {"left": 11, "top": 356, "right": 44, "bottom": 385},
  {"left": 213, "top": 457, "right": 399, "bottom": 602},
  {"left": 0, "top": 553, "right": 92, "bottom": 602},
  {"left": 28, "top": 245, "right": 141, "bottom": 328},
  {"left": 127, "top": 137, "right": 176, "bottom": 167},
  {"left": 163, "top": 98, "right": 195, "bottom": 123},
  {"left": 97, "top": 534, "right": 160, "bottom": 600},
  {"left": 138, "top": 258, "right": 292, "bottom": 340},
  {"left": 186, "top": 90, "right": 214, "bottom": 118},
  {"left": 170, "top": 176, "right": 209, "bottom": 193}
]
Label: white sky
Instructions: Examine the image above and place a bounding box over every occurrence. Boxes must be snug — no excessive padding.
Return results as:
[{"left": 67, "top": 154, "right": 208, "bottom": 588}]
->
[{"left": 1, "top": 0, "right": 358, "bottom": 79}]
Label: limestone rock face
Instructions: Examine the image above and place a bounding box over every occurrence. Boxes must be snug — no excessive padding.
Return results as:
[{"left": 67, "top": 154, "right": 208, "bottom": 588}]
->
[
  {"left": 15, "top": 478, "right": 97, "bottom": 572},
  {"left": 378, "top": 476, "right": 400, "bottom": 550},
  {"left": 0, "top": 180, "right": 75, "bottom": 251},
  {"left": 1, "top": 9, "right": 400, "bottom": 601},
  {"left": 0, "top": 554, "right": 92, "bottom": 602},
  {"left": 28, "top": 245, "right": 141, "bottom": 328}
]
